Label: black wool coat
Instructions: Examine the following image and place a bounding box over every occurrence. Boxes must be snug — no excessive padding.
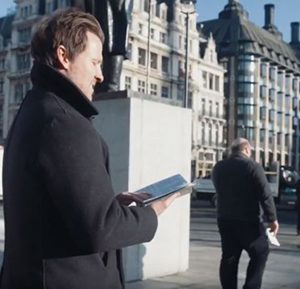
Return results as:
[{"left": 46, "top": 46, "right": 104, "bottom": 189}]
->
[
  {"left": 212, "top": 153, "right": 277, "bottom": 223},
  {"left": 0, "top": 62, "right": 158, "bottom": 289}
]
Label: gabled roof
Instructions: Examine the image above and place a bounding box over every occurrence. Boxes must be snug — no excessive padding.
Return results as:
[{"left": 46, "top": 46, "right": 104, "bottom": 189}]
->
[{"left": 198, "top": 3, "right": 300, "bottom": 72}]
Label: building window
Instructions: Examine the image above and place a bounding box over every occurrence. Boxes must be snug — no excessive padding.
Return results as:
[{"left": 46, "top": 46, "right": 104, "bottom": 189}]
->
[
  {"left": 0, "top": 58, "right": 5, "bottom": 70},
  {"left": 161, "top": 8, "right": 167, "bottom": 20},
  {"left": 277, "top": 72, "right": 284, "bottom": 89},
  {"left": 286, "top": 95, "right": 291, "bottom": 112},
  {"left": 216, "top": 102, "right": 219, "bottom": 118},
  {"left": 179, "top": 35, "right": 182, "bottom": 49},
  {"left": 24, "top": 6, "right": 28, "bottom": 17},
  {"left": 17, "top": 53, "right": 31, "bottom": 71},
  {"left": 161, "top": 86, "right": 169, "bottom": 98},
  {"left": 201, "top": 99, "right": 205, "bottom": 114},
  {"left": 160, "top": 32, "right": 167, "bottom": 44},
  {"left": 260, "top": 107, "right": 267, "bottom": 120},
  {"left": 144, "top": 0, "right": 149, "bottom": 12},
  {"left": 208, "top": 124, "right": 212, "bottom": 146},
  {"left": 260, "top": 129, "right": 265, "bottom": 144},
  {"left": 138, "top": 48, "right": 146, "bottom": 66},
  {"left": 138, "top": 23, "right": 143, "bottom": 35},
  {"left": 215, "top": 75, "right": 220, "bottom": 91},
  {"left": 125, "top": 76, "right": 131, "bottom": 90},
  {"left": 46, "top": 1, "right": 54, "bottom": 13},
  {"left": 178, "top": 60, "right": 184, "bottom": 78},
  {"left": 293, "top": 78, "right": 298, "bottom": 92},
  {"left": 161, "top": 56, "right": 169, "bottom": 73},
  {"left": 188, "top": 91, "right": 192, "bottom": 108},
  {"left": 18, "top": 27, "right": 31, "bottom": 43},
  {"left": 150, "top": 28, "right": 154, "bottom": 40},
  {"left": 138, "top": 80, "right": 145, "bottom": 93},
  {"left": 215, "top": 127, "right": 219, "bottom": 146},
  {"left": 177, "top": 84, "right": 184, "bottom": 100},
  {"left": 260, "top": 63, "right": 267, "bottom": 78},
  {"left": 202, "top": 71, "right": 207, "bottom": 88},
  {"left": 260, "top": 85, "right": 267, "bottom": 98},
  {"left": 127, "top": 43, "right": 132, "bottom": 61},
  {"left": 209, "top": 73, "right": 213, "bottom": 90},
  {"left": 15, "top": 83, "right": 23, "bottom": 103},
  {"left": 150, "top": 52, "right": 158, "bottom": 69},
  {"left": 208, "top": 101, "right": 213, "bottom": 116},
  {"left": 155, "top": 4, "right": 160, "bottom": 17},
  {"left": 201, "top": 124, "right": 205, "bottom": 145},
  {"left": 0, "top": 78, "right": 3, "bottom": 93},
  {"left": 269, "top": 89, "right": 276, "bottom": 102},
  {"left": 269, "top": 109, "right": 275, "bottom": 122},
  {"left": 269, "top": 67, "right": 276, "bottom": 82},
  {"left": 150, "top": 83, "right": 157, "bottom": 96},
  {"left": 286, "top": 75, "right": 292, "bottom": 92}
]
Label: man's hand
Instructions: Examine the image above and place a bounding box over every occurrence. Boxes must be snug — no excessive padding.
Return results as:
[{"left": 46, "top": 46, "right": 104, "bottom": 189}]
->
[
  {"left": 268, "top": 220, "right": 279, "bottom": 236},
  {"left": 116, "top": 192, "right": 151, "bottom": 206},
  {"left": 150, "top": 193, "right": 180, "bottom": 216}
]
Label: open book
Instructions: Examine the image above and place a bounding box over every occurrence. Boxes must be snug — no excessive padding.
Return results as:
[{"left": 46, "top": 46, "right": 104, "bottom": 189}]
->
[{"left": 136, "top": 174, "right": 192, "bottom": 206}]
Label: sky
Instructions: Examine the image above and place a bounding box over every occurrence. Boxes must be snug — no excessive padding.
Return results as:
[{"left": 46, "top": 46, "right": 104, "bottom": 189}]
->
[{"left": 0, "top": 0, "right": 299, "bottom": 42}]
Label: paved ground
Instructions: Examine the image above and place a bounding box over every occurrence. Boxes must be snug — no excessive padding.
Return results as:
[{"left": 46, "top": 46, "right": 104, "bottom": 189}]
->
[
  {"left": 0, "top": 201, "right": 299, "bottom": 289},
  {"left": 126, "top": 200, "right": 300, "bottom": 289}
]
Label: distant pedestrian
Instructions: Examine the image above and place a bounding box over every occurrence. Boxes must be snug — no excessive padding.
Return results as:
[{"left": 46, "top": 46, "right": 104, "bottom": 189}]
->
[
  {"left": 295, "top": 178, "right": 300, "bottom": 235},
  {"left": 212, "top": 137, "right": 279, "bottom": 289}
]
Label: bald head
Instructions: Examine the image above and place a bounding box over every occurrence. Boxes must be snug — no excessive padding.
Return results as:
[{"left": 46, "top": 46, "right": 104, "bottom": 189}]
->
[{"left": 231, "top": 138, "right": 253, "bottom": 157}]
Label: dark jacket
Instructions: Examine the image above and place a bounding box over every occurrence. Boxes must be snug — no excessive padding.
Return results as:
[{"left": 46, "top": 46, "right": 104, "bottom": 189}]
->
[
  {"left": 0, "top": 62, "right": 158, "bottom": 289},
  {"left": 212, "top": 152, "right": 277, "bottom": 223}
]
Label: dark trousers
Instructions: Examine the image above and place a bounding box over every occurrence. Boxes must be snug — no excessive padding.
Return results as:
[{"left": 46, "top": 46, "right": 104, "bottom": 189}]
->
[{"left": 218, "top": 220, "right": 269, "bottom": 289}]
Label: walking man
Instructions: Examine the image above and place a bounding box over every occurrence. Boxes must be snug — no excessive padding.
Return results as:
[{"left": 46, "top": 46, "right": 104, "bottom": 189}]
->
[{"left": 212, "top": 138, "right": 279, "bottom": 289}]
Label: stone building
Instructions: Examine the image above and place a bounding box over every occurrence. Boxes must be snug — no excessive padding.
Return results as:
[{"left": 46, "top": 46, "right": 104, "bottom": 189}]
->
[
  {"left": 0, "top": 0, "right": 226, "bottom": 178},
  {"left": 199, "top": 0, "right": 300, "bottom": 170}
]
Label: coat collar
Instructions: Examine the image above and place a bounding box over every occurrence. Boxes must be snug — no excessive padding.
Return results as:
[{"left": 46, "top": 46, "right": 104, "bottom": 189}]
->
[
  {"left": 30, "top": 62, "right": 99, "bottom": 118},
  {"left": 230, "top": 152, "right": 250, "bottom": 160}
]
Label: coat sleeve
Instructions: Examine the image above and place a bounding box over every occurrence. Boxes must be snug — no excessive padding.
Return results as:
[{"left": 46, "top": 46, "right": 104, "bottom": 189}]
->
[
  {"left": 252, "top": 163, "right": 277, "bottom": 222},
  {"left": 38, "top": 113, "right": 158, "bottom": 252}
]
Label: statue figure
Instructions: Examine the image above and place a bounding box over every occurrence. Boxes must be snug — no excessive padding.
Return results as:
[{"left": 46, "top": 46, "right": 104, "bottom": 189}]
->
[{"left": 70, "top": 0, "right": 129, "bottom": 92}]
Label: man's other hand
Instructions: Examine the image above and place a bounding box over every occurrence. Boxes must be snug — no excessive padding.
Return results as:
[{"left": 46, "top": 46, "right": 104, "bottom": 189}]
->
[
  {"left": 268, "top": 220, "right": 279, "bottom": 236},
  {"left": 150, "top": 193, "right": 180, "bottom": 216}
]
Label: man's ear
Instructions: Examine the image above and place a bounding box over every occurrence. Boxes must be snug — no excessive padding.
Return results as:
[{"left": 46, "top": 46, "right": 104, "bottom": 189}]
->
[{"left": 56, "top": 45, "right": 69, "bottom": 70}]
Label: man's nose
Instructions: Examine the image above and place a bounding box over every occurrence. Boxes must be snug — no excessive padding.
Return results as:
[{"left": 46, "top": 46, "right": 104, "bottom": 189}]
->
[{"left": 95, "top": 66, "right": 104, "bottom": 83}]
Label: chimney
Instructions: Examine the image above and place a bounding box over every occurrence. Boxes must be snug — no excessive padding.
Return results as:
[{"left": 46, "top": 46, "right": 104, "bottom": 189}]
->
[
  {"left": 291, "top": 22, "right": 300, "bottom": 44},
  {"left": 264, "top": 4, "right": 275, "bottom": 27}
]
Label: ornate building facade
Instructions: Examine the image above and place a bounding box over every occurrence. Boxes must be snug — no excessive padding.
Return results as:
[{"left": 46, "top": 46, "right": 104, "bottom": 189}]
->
[{"left": 0, "top": 0, "right": 226, "bottom": 179}]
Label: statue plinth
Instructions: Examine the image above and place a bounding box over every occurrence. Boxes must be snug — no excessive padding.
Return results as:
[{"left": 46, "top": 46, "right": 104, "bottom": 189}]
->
[{"left": 93, "top": 90, "right": 128, "bottom": 101}]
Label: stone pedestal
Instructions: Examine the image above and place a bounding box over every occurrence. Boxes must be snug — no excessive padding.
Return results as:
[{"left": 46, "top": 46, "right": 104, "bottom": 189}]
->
[{"left": 93, "top": 90, "right": 192, "bottom": 281}]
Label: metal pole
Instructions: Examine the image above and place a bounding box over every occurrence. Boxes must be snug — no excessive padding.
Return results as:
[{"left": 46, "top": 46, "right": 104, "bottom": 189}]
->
[
  {"left": 184, "top": 12, "right": 190, "bottom": 108},
  {"left": 146, "top": 0, "right": 152, "bottom": 95}
]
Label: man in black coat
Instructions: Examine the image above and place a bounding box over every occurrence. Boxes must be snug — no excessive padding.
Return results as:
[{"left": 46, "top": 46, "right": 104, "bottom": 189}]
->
[
  {"left": 212, "top": 138, "right": 279, "bottom": 289},
  {"left": 0, "top": 9, "right": 177, "bottom": 289}
]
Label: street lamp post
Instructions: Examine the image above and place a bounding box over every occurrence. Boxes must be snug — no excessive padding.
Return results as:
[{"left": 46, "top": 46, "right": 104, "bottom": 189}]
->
[
  {"left": 146, "top": 0, "right": 152, "bottom": 95},
  {"left": 181, "top": 0, "right": 196, "bottom": 108}
]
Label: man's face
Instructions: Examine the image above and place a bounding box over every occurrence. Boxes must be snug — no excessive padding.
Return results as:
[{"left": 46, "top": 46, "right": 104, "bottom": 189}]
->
[{"left": 65, "top": 31, "right": 103, "bottom": 100}]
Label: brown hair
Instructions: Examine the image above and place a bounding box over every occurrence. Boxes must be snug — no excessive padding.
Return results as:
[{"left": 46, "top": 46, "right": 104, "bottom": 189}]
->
[{"left": 31, "top": 8, "right": 104, "bottom": 67}]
